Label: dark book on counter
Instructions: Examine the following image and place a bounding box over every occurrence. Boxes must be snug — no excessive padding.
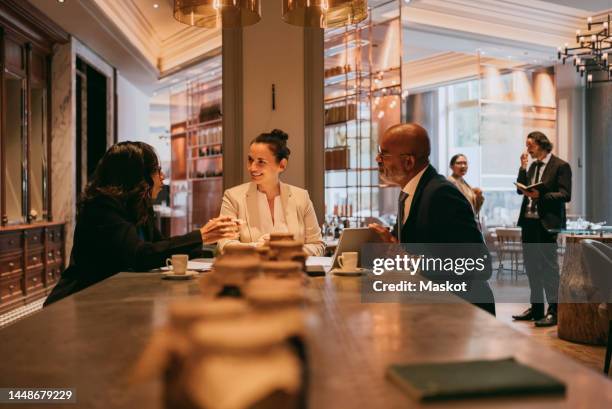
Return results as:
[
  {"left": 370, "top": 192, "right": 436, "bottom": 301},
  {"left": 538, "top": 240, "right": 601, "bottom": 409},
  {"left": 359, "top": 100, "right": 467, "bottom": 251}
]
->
[
  {"left": 514, "top": 181, "right": 545, "bottom": 193},
  {"left": 386, "top": 357, "right": 565, "bottom": 402}
]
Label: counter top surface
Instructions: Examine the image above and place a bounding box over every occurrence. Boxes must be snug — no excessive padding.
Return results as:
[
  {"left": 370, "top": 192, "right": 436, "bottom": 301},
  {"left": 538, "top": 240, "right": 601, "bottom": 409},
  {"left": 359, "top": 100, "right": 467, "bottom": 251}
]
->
[{"left": 1, "top": 261, "right": 611, "bottom": 408}]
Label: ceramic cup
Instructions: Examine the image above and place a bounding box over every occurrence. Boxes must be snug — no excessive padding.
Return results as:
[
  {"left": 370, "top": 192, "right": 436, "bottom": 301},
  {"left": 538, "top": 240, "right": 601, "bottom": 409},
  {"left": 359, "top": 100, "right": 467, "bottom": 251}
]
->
[
  {"left": 166, "top": 254, "right": 188, "bottom": 275},
  {"left": 338, "top": 252, "right": 358, "bottom": 270}
]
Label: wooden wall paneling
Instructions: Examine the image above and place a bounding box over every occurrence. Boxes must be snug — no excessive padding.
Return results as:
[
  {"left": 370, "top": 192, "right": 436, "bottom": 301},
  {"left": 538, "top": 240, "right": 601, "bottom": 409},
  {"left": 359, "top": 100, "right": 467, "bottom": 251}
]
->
[
  {"left": 25, "top": 42, "right": 31, "bottom": 222},
  {"left": 0, "top": 222, "right": 65, "bottom": 313},
  {"left": 30, "top": 48, "right": 46, "bottom": 87},
  {"left": 0, "top": 0, "right": 68, "bottom": 52},
  {"left": 21, "top": 228, "right": 28, "bottom": 299},
  {"left": 46, "top": 54, "right": 52, "bottom": 221},
  {"left": 1, "top": 27, "right": 5, "bottom": 225},
  {"left": 3, "top": 33, "right": 25, "bottom": 76}
]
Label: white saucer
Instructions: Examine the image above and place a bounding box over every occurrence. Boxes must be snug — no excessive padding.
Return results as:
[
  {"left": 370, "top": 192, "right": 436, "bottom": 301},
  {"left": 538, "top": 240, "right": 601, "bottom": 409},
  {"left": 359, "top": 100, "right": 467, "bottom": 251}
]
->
[
  {"left": 162, "top": 270, "right": 199, "bottom": 280},
  {"left": 331, "top": 267, "right": 369, "bottom": 276}
]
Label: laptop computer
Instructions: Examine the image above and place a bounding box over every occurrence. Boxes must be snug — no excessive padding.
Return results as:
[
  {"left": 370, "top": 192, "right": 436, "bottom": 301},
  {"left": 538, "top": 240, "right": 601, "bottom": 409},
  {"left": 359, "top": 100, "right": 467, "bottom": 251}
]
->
[{"left": 329, "top": 227, "right": 385, "bottom": 271}]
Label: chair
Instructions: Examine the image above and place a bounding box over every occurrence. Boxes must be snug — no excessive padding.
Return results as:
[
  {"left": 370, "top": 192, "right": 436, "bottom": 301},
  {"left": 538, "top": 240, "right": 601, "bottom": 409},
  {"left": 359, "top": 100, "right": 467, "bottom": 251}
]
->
[
  {"left": 581, "top": 240, "right": 612, "bottom": 375},
  {"left": 495, "top": 228, "right": 523, "bottom": 280}
]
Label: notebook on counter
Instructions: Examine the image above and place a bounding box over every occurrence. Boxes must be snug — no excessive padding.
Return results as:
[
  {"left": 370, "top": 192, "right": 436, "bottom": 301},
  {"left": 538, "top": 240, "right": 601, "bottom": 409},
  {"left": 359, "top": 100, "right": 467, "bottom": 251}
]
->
[
  {"left": 160, "top": 261, "right": 213, "bottom": 272},
  {"left": 386, "top": 358, "right": 566, "bottom": 402}
]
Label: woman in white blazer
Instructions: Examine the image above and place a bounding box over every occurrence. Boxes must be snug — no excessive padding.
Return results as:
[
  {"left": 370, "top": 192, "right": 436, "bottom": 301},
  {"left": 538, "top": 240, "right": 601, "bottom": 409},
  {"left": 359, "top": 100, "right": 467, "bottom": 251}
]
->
[{"left": 218, "top": 129, "right": 325, "bottom": 256}]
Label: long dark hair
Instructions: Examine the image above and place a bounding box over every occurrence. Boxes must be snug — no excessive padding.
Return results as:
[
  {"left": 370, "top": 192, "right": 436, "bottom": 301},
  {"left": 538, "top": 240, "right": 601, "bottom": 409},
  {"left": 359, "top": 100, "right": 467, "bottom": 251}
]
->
[{"left": 80, "top": 141, "right": 159, "bottom": 226}]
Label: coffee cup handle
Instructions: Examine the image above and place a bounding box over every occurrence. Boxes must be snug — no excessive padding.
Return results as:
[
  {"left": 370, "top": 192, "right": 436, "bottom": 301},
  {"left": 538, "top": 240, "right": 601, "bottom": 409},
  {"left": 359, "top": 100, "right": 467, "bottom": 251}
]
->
[
  {"left": 338, "top": 255, "right": 344, "bottom": 268},
  {"left": 166, "top": 258, "right": 172, "bottom": 269}
]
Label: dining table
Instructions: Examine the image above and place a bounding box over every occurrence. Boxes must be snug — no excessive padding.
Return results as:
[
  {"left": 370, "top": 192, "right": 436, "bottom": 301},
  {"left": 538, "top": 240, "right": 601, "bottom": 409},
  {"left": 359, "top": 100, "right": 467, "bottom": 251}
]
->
[{"left": 0, "top": 257, "right": 611, "bottom": 408}]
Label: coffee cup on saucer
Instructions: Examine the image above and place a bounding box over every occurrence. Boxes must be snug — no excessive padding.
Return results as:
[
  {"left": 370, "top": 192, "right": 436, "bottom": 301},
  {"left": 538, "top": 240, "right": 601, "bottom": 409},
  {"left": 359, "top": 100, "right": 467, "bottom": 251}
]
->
[
  {"left": 166, "top": 254, "right": 188, "bottom": 275},
  {"left": 338, "top": 252, "right": 359, "bottom": 271}
]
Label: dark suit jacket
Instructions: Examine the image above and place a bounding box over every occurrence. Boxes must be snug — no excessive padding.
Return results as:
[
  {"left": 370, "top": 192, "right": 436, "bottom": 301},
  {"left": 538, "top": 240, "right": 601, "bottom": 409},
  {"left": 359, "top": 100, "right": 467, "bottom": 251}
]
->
[
  {"left": 397, "top": 165, "right": 492, "bottom": 281},
  {"left": 44, "top": 195, "right": 203, "bottom": 305},
  {"left": 517, "top": 154, "right": 572, "bottom": 231}
]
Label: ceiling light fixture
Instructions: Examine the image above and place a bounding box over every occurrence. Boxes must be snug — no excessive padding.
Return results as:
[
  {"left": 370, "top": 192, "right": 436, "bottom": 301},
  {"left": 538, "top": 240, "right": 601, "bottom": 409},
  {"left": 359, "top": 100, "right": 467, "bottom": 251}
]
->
[
  {"left": 558, "top": 14, "right": 611, "bottom": 87},
  {"left": 282, "top": 0, "right": 367, "bottom": 28},
  {"left": 153, "top": 3, "right": 160, "bottom": 9},
  {"left": 173, "top": 0, "right": 261, "bottom": 28}
]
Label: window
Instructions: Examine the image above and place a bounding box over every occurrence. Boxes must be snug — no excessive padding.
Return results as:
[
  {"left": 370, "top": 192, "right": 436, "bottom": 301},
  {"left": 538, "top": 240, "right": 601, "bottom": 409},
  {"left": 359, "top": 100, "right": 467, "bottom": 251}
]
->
[{"left": 438, "top": 67, "right": 556, "bottom": 227}]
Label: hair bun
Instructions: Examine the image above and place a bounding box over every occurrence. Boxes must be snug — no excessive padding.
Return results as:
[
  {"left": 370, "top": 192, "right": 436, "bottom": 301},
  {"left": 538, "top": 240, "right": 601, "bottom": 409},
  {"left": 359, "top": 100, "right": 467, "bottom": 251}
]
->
[{"left": 270, "top": 129, "right": 289, "bottom": 142}]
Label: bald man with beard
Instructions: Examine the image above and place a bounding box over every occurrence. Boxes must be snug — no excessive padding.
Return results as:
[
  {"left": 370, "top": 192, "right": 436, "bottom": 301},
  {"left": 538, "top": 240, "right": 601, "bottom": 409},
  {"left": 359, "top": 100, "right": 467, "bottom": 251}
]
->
[{"left": 369, "top": 123, "right": 496, "bottom": 315}]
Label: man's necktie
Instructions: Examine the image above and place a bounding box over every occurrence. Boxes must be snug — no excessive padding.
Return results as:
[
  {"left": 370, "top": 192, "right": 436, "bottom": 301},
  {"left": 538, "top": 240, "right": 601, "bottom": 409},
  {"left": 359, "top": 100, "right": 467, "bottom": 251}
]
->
[
  {"left": 529, "top": 160, "right": 544, "bottom": 214},
  {"left": 534, "top": 160, "right": 544, "bottom": 183},
  {"left": 397, "top": 191, "right": 409, "bottom": 242}
]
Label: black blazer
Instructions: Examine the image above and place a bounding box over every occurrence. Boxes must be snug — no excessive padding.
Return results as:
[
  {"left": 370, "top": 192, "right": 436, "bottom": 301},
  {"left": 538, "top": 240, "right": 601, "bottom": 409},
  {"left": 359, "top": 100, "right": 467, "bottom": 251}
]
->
[
  {"left": 397, "top": 165, "right": 492, "bottom": 281},
  {"left": 44, "top": 195, "right": 203, "bottom": 306},
  {"left": 517, "top": 154, "right": 572, "bottom": 231}
]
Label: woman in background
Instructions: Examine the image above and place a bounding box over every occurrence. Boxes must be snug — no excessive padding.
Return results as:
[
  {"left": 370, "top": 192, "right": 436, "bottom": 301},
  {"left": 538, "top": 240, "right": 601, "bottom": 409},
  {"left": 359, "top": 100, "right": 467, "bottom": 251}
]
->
[
  {"left": 45, "top": 141, "right": 237, "bottom": 305},
  {"left": 218, "top": 129, "right": 324, "bottom": 256},
  {"left": 448, "top": 153, "right": 484, "bottom": 223}
]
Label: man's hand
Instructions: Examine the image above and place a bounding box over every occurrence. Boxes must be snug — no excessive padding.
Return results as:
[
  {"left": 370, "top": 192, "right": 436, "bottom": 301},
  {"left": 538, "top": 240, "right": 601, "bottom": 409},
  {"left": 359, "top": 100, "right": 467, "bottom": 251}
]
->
[
  {"left": 368, "top": 223, "right": 398, "bottom": 243},
  {"left": 520, "top": 152, "right": 529, "bottom": 170},
  {"left": 524, "top": 189, "right": 540, "bottom": 199}
]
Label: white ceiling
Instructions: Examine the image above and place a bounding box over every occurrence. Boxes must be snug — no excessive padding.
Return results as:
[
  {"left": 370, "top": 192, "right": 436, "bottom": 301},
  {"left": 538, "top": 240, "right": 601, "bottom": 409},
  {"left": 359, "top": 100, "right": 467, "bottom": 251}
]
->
[
  {"left": 27, "top": 0, "right": 609, "bottom": 94},
  {"left": 536, "top": 0, "right": 611, "bottom": 12},
  {"left": 403, "top": 24, "right": 557, "bottom": 65},
  {"left": 132, "top": 0, "right": 196, "bottom": 43},
  {"left": 27, "top": 0, "right": 219, "bottom": 94}
]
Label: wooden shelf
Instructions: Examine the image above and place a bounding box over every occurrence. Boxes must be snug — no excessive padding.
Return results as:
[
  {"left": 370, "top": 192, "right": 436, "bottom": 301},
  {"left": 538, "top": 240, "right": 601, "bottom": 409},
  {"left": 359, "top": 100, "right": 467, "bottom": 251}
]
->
[
  {"left": 325, "top": 118, "right": 368, "bottom": 127},
  {"left": 325, "top": 167, "right": 377, "bottom": 172},
  {"left": 189, "top": 154, "right": 223, "bottom": 160},
  {"left": 324, "top": 71, "right": 371, "bottom": 87},
  {"left": 189, "top": 142, "right": 222, "bottom": 148},
  {"left": 324, "top": 93, "right": 369, "bottom": 103},
  {"left": 187, "top": 117, "right": 222, "bottom": 128},
  {"left": 189, "top": 176, "right": 223, "bottom": 181},
  {"left": 325, "top": 185, "right": 381, "bottom": 189}
]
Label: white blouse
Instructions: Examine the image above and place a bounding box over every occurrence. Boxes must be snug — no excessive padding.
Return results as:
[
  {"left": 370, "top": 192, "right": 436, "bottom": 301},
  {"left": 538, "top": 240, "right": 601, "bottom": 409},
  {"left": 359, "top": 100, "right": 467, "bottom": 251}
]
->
[{"left": 256, "top": 190, "right": 289, "bottom": 239}]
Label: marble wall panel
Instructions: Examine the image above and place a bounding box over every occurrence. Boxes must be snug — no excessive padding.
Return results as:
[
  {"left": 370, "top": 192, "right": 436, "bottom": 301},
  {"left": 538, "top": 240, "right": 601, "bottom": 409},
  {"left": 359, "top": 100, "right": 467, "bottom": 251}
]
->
[{"left": 51, "top": 41, "right": 76, "bottom": 261}]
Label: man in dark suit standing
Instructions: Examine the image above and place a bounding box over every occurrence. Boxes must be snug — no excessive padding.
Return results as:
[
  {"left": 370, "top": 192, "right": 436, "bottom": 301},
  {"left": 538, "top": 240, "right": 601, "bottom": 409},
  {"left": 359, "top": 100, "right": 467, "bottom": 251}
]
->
[
  {"left": 369, "top": 123, "right": 495, "bottom": 315},
  {"left": 512, "top": 131, "right": 572, "bottom": 327}
]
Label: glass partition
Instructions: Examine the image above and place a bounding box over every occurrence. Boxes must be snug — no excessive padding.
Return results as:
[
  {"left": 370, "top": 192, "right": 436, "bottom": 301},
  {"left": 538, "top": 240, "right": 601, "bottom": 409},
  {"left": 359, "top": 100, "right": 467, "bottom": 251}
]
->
[
  {"left": 29, "top": 86, "right": 48, "bottom": 221},
  {"left": 5, "top": 76, "right": 25, "bottom": 223},
  {"left": 323, "top": 0, "right": 402, "bottom": 229}
]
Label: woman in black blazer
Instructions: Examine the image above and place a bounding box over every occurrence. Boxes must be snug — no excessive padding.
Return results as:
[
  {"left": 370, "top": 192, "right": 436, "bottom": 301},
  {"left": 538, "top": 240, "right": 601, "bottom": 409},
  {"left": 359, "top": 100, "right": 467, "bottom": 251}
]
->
[{"left": 44, "top": 141, "right": 237, "bottom": 305}]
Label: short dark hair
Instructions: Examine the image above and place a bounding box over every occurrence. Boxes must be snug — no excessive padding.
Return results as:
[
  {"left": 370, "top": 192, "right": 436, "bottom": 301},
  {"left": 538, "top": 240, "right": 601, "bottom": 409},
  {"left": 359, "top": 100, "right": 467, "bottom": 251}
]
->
[
  {"left": 527, "top": 131, "right": 553, "bottom": 152},
  {"left": 449, "top": 153, "right": 467, "bottom": 167},
  {"left": 251, "top": 129, "right": 291, "bottom": 162}
]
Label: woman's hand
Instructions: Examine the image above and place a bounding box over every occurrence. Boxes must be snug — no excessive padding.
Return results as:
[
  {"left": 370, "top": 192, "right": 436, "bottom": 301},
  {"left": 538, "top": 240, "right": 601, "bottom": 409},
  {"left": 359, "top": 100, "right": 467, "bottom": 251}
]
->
[
  {"left": 473, "top": 187, "right": 485, "bottom": 205},
  {"left": 200, "top": 216, "right": 239, "bottom": 244},
  {"left": 255, "top": 233, "right": 270, "bottom": 247}
]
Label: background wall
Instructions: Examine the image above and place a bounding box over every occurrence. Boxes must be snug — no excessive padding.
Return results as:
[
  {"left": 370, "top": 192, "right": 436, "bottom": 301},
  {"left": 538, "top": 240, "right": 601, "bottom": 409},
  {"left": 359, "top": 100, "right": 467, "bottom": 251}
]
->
[
  {"left": 51, "top": 38, "right": 147, "bottom": 259},
  {"left": 241, "top": 0, "right": 305, "bottom": 188},
  {"left": 117, "top": 74, "right": 150, "bottom": 143},
  {"left": 585, "top": 81, "right": 612, "bottom": 223},
  {"left": 555, "top": 63, "right": 586, "bottom": 218},
  {"left": 51, "top": 41, "right": 76, "bottom": 258}
]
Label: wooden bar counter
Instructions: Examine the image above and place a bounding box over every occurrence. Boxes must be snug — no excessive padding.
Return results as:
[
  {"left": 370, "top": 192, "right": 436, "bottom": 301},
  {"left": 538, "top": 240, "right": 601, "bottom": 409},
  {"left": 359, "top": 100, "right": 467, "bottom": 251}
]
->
[
  {"left": 0, "top": 265, "right": 611, "bottom": 408},
  {"left": 558, "top": 234, "right": 612, "bottom": 345}
]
